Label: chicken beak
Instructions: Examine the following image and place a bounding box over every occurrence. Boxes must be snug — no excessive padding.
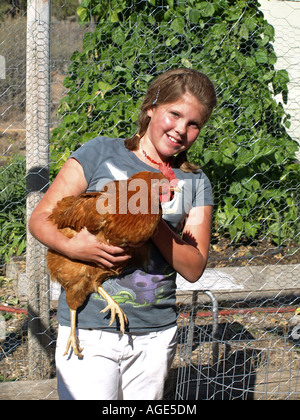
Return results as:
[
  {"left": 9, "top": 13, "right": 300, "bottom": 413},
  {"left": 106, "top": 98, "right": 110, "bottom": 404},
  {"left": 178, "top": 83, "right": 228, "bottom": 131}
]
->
[{"left": 170, "top": 185, "right": 181, "bottom": 193}]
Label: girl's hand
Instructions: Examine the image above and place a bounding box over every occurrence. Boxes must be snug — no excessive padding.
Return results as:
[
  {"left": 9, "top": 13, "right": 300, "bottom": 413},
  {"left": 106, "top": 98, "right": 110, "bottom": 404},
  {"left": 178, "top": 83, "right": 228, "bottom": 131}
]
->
[{"left": 66, "top": 227, "right": 131, "bottom": 268}]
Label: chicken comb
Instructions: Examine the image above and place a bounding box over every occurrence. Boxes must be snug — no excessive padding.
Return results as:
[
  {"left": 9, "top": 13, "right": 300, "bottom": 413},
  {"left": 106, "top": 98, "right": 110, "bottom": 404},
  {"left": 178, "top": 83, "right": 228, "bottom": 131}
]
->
[{"left": 158, "top": 163, "right": 178, "bottom": 186}]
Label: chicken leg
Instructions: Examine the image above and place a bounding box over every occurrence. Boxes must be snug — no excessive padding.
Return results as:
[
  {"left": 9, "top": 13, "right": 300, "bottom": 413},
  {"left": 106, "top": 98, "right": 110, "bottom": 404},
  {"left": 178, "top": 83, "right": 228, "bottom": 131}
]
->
[
  {"left": 64, "top": 308, "right": 83, "bottom": 358},
  {"left": 97, "top": 286, "right": 128, "bottom": 334},
  {"left": 63, "top": 287, "right": 128, "bottom": 359}
]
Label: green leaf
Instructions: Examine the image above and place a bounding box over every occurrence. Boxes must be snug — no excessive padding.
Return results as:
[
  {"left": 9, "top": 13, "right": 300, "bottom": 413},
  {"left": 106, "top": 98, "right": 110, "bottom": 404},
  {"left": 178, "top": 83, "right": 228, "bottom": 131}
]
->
[
  {"left": 110, "top": 10, "right": 120, "bottom": 23},
  {"left": 244, "top": 17, "right": 258, "bottom": 33},
  {"left": 263, "top": 23, "right": 275, "bottom": 41},
  {"left": 189, "top": 9, "right": 201, "bottom": 24},
  {"left": 112, "top": 27, "right": 126, "bottom": 45},
  {"left": 16, "top": 239, "right": 26, "bottom": 256},
  {"left": 197, "top": 2, "right": 215, "bottom": 17},
  {"left": 97, "top": 81, "right": 115, "bottom": 95},
  {"left": 229, "top": 182, "right": 242, "bottom": 195},
  {"left": 255, "top": 50, "right": 268, "bottom": 64},
  {"left": 248, "top": 192, "right": 258, "bottom": 208},
  {"left": 171, "top": 17, "right": 185, "bottom": 34},
  {"left": 272, "top": 69, "right": 290, "bottom": 96},
  {"left": 77, "top": 6, "right": 88, "bottom": 23},
  {"left": 239, "top": 23, "right": 249, "bottom": 40},
  {"left": 244, "top": 222, "right": 259, "bottom": 238}
]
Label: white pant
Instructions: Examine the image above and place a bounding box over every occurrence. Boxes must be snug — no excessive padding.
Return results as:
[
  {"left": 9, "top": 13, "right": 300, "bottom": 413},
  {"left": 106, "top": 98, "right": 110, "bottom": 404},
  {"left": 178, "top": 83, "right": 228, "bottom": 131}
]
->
[{"left": 55, "top": 325, "right": 178, "bottom": 400}]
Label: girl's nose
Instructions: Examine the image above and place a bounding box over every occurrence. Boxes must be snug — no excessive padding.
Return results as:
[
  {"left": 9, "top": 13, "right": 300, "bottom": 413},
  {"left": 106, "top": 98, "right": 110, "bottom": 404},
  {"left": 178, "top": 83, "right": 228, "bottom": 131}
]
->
[{"left": 175, "top": 120, "right": 187, "bottom": 135}]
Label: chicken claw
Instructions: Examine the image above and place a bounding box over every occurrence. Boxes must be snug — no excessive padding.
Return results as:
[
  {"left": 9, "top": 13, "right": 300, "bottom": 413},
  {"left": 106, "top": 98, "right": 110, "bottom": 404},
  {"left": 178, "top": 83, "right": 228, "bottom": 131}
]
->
[
  {"left": 64, "top": 309, "right": 83, "bottom": 358},
  {"left": 97, "top": 286, "right": 128, "bottom": 334}
]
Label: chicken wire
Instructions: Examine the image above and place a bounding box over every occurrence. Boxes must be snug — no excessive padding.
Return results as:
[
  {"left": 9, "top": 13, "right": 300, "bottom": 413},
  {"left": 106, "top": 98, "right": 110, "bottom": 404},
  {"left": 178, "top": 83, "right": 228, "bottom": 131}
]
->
[{"left": 0, "top": 0, "right": 300, "bottom": 400}]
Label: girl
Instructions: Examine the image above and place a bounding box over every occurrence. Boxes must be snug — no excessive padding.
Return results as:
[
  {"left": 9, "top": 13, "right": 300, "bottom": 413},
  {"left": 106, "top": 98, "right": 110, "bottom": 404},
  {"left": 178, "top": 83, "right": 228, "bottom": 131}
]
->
[{"left": 29, "top": 67, "right": 217, "bottom": 400}]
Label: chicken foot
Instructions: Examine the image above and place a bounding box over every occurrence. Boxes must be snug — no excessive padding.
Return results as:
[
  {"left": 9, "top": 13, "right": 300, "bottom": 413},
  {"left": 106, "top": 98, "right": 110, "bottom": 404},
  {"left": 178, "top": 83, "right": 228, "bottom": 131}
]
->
[
  {"left": 64, "top": 308, "right": 83, "bottom": 358},
  {"left": 97, "top": 286, "right": 128, "bottom": 334},
  {"left": 63, "top": 288, "right": 128, "bottom": 358}
]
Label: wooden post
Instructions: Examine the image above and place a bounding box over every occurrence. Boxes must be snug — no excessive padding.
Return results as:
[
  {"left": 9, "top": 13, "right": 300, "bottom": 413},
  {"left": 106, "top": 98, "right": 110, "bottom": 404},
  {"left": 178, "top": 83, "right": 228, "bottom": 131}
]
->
[{"left": 26, "top": 0, "right": 51, "bottom": 380}]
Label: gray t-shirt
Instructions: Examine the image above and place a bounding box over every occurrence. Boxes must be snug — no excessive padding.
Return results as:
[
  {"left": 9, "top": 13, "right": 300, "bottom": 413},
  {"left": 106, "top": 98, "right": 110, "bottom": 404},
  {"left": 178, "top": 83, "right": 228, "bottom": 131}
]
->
[{"left": 57, "top": 136, "right": 213, "bottom": 332}]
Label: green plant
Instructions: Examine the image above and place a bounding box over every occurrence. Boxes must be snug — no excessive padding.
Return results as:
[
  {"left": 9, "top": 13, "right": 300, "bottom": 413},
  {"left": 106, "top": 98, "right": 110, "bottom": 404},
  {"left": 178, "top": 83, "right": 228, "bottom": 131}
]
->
[
  {"left": 0, "top": 156, "right": 26, "bottom": 264},
  {"left": 50, "top": 0, "right": 300, "bottom": 245}
]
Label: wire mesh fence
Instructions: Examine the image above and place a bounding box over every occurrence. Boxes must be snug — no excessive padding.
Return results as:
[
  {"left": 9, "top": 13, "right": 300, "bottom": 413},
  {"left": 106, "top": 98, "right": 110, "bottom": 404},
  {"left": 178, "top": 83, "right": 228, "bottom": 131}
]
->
[{"left": 0, "top": 0, "right": 300, "bottom": 400}]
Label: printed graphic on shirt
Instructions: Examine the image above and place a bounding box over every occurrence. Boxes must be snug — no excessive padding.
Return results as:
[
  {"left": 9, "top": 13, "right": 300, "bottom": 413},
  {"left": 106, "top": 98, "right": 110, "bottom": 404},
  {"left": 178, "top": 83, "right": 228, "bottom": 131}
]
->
[{"left": 93, "top": 261, "right": 176, "bottom": 307}]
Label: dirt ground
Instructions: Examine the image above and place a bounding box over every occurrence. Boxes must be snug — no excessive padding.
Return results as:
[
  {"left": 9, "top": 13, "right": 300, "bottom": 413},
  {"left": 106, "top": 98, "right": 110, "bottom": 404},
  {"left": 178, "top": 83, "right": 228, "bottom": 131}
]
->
[{"left": 207, "top": 235, "right": 300, "bottom": 268}]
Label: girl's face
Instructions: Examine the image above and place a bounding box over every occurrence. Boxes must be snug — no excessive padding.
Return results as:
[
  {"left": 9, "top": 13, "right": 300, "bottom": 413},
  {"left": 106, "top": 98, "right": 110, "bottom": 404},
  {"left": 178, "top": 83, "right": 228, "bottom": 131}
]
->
[{"left": 145, "top": 92, "right": 207, "bottom": 161}]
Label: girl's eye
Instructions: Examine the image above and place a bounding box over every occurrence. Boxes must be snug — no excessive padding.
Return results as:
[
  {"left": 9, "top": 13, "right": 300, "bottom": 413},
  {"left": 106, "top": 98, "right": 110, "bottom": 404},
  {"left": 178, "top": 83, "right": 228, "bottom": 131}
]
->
[
  {"left": 189, "top": 121, "right": 200, "bottom": 129},
  {"left": 171, "top": 111, "right": 179, "bottom": 118}
]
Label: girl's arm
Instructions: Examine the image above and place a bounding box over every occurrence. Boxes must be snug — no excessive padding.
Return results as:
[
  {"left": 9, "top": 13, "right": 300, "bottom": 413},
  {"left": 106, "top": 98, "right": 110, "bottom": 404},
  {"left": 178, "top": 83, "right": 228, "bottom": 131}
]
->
[
  {"left": 151, "top": 205, "right": 213, "bottom": 283},
  {"left": 29, "top": 158, "right": 131, "bottom": 268}
]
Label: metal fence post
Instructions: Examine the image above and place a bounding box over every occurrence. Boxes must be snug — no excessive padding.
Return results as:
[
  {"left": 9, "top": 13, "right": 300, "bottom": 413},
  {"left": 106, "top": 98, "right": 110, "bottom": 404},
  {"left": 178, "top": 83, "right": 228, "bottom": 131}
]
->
[{"left": 26, "top": 0, "right": 51, "bottom": 380}]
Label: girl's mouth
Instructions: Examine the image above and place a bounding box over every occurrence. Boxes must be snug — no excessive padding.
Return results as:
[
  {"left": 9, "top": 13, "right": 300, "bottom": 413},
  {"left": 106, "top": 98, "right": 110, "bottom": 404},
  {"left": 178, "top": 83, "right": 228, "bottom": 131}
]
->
[{"left": 167, "top": 134, "right": 182, "bottom": 145}]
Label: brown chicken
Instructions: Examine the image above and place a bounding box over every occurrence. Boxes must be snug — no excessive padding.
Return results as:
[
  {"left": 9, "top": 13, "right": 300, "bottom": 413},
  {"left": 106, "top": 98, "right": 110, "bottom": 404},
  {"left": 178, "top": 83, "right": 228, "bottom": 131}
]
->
[{"left": 47, "top": 170, "right": 179, "bottom": 358}]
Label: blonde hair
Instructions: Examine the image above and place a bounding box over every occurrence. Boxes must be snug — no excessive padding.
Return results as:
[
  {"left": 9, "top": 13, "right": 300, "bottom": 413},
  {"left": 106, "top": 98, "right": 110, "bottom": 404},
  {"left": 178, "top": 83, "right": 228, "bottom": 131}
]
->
[{"left": 125, "top": 68, "right": 217, "bottom": 172}]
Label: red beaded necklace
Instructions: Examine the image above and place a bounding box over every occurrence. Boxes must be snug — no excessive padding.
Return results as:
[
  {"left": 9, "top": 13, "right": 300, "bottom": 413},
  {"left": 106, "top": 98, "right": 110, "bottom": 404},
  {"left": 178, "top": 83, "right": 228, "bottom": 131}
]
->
[
  {"left": 140, "top": 137, "right": 170, "bottom": 168},
  {"left": 139, "top": 137, "right": 178, "bottom": 186}
]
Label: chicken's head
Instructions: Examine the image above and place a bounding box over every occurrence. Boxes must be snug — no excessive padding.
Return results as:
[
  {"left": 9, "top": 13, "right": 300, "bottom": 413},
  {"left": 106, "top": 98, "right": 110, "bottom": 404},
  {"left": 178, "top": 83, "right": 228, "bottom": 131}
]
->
[
  {"left": 134, "top": 170, "right": 180, "bottom": 205},
  {"left": 157, "top": 163, "right": 180, "bottom": 203}
]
